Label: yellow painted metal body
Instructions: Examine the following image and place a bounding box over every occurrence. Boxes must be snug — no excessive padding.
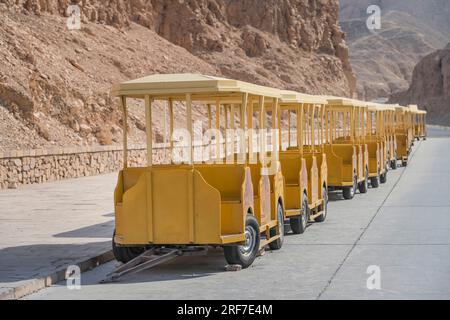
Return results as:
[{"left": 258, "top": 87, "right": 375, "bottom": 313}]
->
[
  {"left": 394, "top": 105, "right": 413, "bottom": 162},
  {"left": 279, "top": 92, "right": 328, "bottom": 219},
  {"left": 410, "top": 105, "right": 427, "bottom": 139},
  {"left": 384, "top": 106, "right": 398, "bottom": 162},
  {"left": 322, "top": 98, "right": 366, "bottom": 188},
  {"left": 112, "top": 74, "right": 285, "bottom": 248},
  {"left": 365, "top": 103, "right": 395, "bottom": 177},
  {"left": 110, "top": 73, "right": 426, "bottom": 251}
]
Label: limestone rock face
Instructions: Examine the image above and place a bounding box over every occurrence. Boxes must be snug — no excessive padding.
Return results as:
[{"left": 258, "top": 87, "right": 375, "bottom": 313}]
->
[
  {"left": 0, "top": 0, "right": 356, "bottom": 150},
  {"left": 390, "top": 44, "right": 450, "bottom": 125}
]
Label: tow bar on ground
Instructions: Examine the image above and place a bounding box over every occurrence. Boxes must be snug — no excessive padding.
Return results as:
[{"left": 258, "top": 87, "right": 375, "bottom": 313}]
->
[{"left": 101, "top": 246, "right": 208, "bottom": 283}]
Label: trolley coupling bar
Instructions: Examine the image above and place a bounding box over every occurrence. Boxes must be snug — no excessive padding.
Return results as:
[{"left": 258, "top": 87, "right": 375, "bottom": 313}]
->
[{"left": 101, "top": 247, "right": 208, "bottom": 283}]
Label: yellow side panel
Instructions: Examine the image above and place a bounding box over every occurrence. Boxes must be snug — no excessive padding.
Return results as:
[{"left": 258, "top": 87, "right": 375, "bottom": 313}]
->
[
  {"left": 193, "top": 171, "right": 222, "bottom": 243},
  {"left": 285, "top": 186, "right": 300, "bottom": 210},
  {"left": 121, "top": 173, "right": 148, "bottom": 244},
  {"left": 324, "top": 145, "right": 342, "bottom": 186},
  {"left": 151, "top": 169, "right": 191, "bottom": 243},
  {"left": 221, "top": 203, "right": 244, "bottom": 235},
  {"left": 114, "top": 171, "right": 124, "bottom": 205}
]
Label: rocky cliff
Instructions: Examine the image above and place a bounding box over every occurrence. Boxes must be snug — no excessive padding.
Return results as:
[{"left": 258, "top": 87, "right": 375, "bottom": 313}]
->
[
  {"left": 340, "top": 0, "right": 450, "bottom": 101},
  {"left": 0, "top": 0, "right": 355, "bottom": 151},
  {"left": 390, "top": 44, "right": 450, "bottom": 125}
]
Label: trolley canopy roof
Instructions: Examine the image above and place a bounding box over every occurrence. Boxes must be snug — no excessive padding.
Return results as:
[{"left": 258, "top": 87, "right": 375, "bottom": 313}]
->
[
  {"left": 408, "top": 104, "right": 419, "bottom": 112},
  {"left": 280, "top": 90, "right": 328, "bottom": 105},
  {"left": 394, "top": 104, "right": 410, "bottom": 113},
  {"left": 112, "top": 73, "right": 282, "bottom": 100},
  {"left": 366, "top": 102, "right": 396, "bottom": 112},
  {"left": 323, "top": 96, "right": 366, "bottom": 107},
  {"left": 408, "top": 104, "right": 427, "bottom": 114}
]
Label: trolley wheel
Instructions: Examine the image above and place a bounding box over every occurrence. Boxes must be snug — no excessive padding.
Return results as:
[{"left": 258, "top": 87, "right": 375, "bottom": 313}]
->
[
  {"left": 343, "top": 175, "right": 357, "bottom": 200},
  {"left": 390, "top": 159, "right": 397, "bottom": 170},
  {"left": 112, "top": 230, "right": 145, "bottom": 263},
  {"left": 269, "top": 204, "right": 285, "bottom": 250},
  {"left": 402, "top": 159, "right": 408, "bottom": 167},
  {"left": 370, "top": 174, "right": 380, "bottom": 188},
  {"left": 380, "top": 171, "right": 387, "bottom": 184},
  {"left": 290, "top": 196, "right": 309, "bottom": 234},
  {"left": 223, "top": 214, "right": 260, "bottom": 268},
  {"left": 315, "top": 187, "right": 328, "bottom": 223},
  {"left": 358, "top": 169, "right": 369, "bottom": 194}
]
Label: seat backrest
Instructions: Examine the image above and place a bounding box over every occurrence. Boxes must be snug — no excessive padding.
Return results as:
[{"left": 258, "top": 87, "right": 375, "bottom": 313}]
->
[
  {"left": 195, "top": 165, "right": 245, "bottom": 200},
  {"left": 332, "top": 145, "right": 354, "bottom": 162},
  {"left": 247, "top": 163, "right": 263, "bottom": 197},
  {"left": 279, "top": 152, "right": 302, "bottom": 185},
  {"left": 123, "top": 167, "right": 147, "bottom": 192}
]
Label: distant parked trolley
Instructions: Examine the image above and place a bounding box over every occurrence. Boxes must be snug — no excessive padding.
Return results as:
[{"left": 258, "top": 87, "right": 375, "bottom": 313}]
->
[
  {"left": 322, "top": 97, "right": 369, "bottom": 200},
  {"left": 279, "top": 91, "right": 329, "bottom": 234}
]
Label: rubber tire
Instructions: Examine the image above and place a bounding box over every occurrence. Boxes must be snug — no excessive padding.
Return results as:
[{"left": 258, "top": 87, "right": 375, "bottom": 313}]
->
[
  {"left": 358, "top": 169, "right": 369, "bottom": 194},
  {"left": 380, "top": 172, "right": 387, "bottom": 184},
  {"left": 391, "top": 153, "right": 398, "bottom": 170},
  {"left": 315, "top": 187, "right": 328, "bottom": 223},
  {"left": 223, "top": 214, "right": 260, "bottom": 268},
  {"left": 343, "top": 175, "right": 357, "bottom": 200},
  {"left": 290, "top": 196, "right": 309, "bottom": 234},
  {"left": 391, "top": 159, "right": 397, "bottom": 170},
  {"left": 112, "top": 230, "right": 145, "bottom": 263},
  {"left": 402, "top": 160, "right": 408, "bottom": 167},
  {"left": 371, "top": 175, "right": 380, "bottom": 188},
  {"left": 269, "top": 204, "right": 284, "bottom": 250}
]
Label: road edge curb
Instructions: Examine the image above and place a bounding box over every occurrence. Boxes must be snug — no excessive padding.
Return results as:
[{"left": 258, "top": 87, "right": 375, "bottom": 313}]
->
[{"left": 0, "top": 250, "right": 114, "bottom": 300}]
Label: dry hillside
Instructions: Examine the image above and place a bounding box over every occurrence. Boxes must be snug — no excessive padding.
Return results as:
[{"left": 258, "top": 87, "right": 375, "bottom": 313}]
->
[{"left": 0, "top": 0, "right": 355, "bottom": 151}]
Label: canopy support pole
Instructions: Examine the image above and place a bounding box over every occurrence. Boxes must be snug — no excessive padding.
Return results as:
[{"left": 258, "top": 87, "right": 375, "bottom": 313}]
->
[
  {"left": 120, "top": 96, "right": 128, "bottom": 169},
  {"left": 145, "top": 95, "right": 153, "bottom": 167},
  {"left": 186, "top": 94, "right": 193, "bottom": 164}
]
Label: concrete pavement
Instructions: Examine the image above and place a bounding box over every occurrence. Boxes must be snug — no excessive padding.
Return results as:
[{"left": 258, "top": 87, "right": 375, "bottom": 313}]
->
[
  {"left": 25, "top": 132, "right": 450, "bottom": 299},
  {"left": 0, "top": 173, "right": 117, "bottom": 299}
]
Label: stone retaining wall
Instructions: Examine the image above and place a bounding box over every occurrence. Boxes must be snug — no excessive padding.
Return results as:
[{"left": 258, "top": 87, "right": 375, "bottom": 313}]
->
[
  {"left": 0, "top": 142, "right": 229, "bottom": 189},
  {"left": 0, "top": 145, "right": 152, "bottom": 189}
]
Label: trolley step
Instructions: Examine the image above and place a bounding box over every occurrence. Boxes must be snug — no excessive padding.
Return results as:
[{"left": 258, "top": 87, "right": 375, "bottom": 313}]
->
[
  {"left": 101, "top": 246, "right": 208, "bottom": 283},
  {"left": 285, "top": 209, "right": 301, "bottom": 217}
]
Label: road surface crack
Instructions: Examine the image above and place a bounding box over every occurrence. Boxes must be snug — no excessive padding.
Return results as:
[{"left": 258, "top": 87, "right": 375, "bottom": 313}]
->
[{"left": 315, "top": 141, "right": 423, "bottom": 300}]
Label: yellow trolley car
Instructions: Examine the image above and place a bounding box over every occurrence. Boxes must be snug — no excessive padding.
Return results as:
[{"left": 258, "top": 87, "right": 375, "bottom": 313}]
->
[
  {"left": 323, "top": 97, "right": 368, "bottom": 200},
  {"left": 279, "top": 91, "right": 328, "bottom": 234},
  {"left": 111, "top": 74, "right": 286, "bottom": 268}
]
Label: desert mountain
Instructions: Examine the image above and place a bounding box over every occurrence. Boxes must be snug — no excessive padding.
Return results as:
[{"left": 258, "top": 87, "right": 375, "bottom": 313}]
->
[
  {"left": 340, "top": 0, "right": 450, "bottom": 101},
  {"left": 0, "top": 0, "right": 355, "bottom": 151},
  {"left": 390, "top": 44, "right": 450, "bottom": 126}
]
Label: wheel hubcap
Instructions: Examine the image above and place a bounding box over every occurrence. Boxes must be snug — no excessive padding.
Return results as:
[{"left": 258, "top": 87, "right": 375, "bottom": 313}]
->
[
  {"left": 240, "top": 226, "right": 256, "bottom": 257},
  {"left": 278, "top": 208, "right": 284, "bottom": 240},
  {"left": 365, "top": 171, "right": 368, "bottom": 188},
  {"left": 302, "top": 202, "right": 308, "bottom": 227}
]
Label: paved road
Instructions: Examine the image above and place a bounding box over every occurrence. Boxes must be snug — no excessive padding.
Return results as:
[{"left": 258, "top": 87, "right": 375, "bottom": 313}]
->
[
  {"left": 0, "top": 173, "right": 117, "bottom": 298},
  {"left": 26, "top": 131, "right": 450, "bottom": 300}
]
